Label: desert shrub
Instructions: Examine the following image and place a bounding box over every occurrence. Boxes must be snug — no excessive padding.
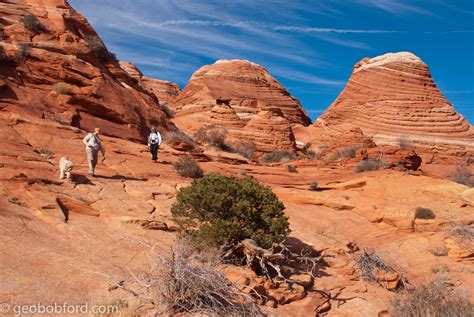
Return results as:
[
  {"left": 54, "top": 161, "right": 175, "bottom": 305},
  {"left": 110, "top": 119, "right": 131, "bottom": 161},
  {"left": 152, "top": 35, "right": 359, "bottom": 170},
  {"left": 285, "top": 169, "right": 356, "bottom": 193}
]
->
[
  {"left": 450, "top": 225, "right": 474, "bottom": 244},
  {"left": 35, "top": 147, "right": 53, "bottom": 159},
  {"left": 450, "top": 165, "right": 474, "bottom": 187},
  {"left": 151, "top": 241, "right": 262, "bottom": 315},
  {"left": 354, "top": 159, "right": 384, "bottom": 173},
  {"left": 8, "top": 197, "right": 28, "bottom": 208},
  {"left": 304, "top": 149, "right": 317, "bottom": 159},
  {"left": 22, "top": 14, "right": 45, "bottom": 34},
  {"left": 161, "top": 103, "right": 175, "bottom": 118},
  {"left": 15, "top": 43, "right": 29, "bottom": 62},
  {"left": 52, "top": 82, "right": 72, "bottom": 95},
  {"left": 171, "top": 173, "right": 290, "bottom": 249},
  {"left": 415, "top": 207, "right": 436, "bottom": 220},
  {"left": 173, "top": 156, "right": 203, "bottom": 178},
  {"left": 327, "top": 145, "right": 361, "bottom": 161},
  {"left": 467, "top": 156, "right": 474, "bottom": 165},
  {"left": 287, "top": 164, "right": 297, "bottom": 173},
  {"left": 260, "top": 150, "right": 296, "bottom": 165},
  {"left": 85, "top": 35, "right": 117, "bottom": 62},
  {"left": 431, "top": 264, "right": 449, "bottom": 274},
  {"left": 194, "top": 125, "right": 228, "bottom": 150},
  {"left": 338, "top": 145, "right": 361, "bottom": 158},
  {"left": 165, "top": 130, "right": 196, "bottom": 149},
  {"left": 309, "top": 180, "right": 318, "bottom": 191},
  {"left": 355, "top": 249, "right": 401, "bottom": 286},
  {"left": 390, "top": 279, "right": 474, "bottom": 317},
  {"left": 397, "top": 135, "right": 413, "bottom": 150},
  {"left": 235, "top": 141, "right": 256, "bottom": 160},
  {"left": 429, "top": 245, "right": 448, "bottom": 257}
]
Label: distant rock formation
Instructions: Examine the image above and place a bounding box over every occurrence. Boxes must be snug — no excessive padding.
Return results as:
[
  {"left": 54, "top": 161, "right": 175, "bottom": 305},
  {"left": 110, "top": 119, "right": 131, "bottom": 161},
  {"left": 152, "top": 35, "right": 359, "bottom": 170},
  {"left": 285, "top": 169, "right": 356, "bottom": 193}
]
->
[
  {"left": 315, "top": 52, "right": 474, "bottom": 150},
  {"left": 172, "top": 59, "right": 311, "bottom": 126},
  {"left": 0, "top": 0, "right": 172, "bottom": 141},
  {"left": 170, "top": 59, "right": 309, "bottom": 154},
  {"left": 119, "top": 61, "right": 180, "bottom": 106}
]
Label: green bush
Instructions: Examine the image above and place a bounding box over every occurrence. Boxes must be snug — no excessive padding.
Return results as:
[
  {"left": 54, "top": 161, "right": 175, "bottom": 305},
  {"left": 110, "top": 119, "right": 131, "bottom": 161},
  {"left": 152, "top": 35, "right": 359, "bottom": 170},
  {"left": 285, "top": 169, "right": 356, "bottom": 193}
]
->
[
  {"left": 415, "top": 207, "right": 435, "bottom": 220},
  {"left": 391, "top": 279, "right": 474, "bottom": 317},
  {"left": 260, "top": 150, "right": 295, "bottom": 165},
  {"left": 52, "top": 82, "right": 72, "bottom": 95},
  {"left": 171, "top": 173, "right": 290, "bottom": 249},
  {"left": 22, "top": 14, "right": 45, "bottom": 34},
  {"left": 173, "top": 156, "right": 203, "bottom": 178}
]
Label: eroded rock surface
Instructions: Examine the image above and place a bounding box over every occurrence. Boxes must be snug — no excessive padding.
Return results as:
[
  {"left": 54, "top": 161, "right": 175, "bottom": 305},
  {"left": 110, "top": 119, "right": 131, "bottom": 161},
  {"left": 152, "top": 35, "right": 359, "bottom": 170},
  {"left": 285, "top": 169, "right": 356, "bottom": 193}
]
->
[{"left": 0, "top": 0, "right": 172, "bottom": 141}]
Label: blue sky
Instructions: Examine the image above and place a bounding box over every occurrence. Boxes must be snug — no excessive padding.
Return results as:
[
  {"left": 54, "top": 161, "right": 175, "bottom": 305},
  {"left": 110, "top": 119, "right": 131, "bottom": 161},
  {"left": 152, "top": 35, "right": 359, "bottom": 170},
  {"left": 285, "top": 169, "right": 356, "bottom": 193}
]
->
[{"left": 69, "top": 0, "right": 474, "bottom": 124}]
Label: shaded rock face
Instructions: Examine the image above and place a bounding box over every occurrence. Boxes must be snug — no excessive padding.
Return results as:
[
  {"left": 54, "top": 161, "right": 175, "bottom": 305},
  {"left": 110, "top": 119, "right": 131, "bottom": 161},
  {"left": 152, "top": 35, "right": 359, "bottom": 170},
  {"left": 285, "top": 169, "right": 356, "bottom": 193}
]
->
[
  {"left": 0, "top": 0, "right": 172, "bottom": 141},
  {"left": 119, "top": 61, "right": 181, "bottom": 106},
  {"left": 172, "top": 59, "right": 311, "bottom": 126},
  {"left": 316, "top": 52, "right": 474, "bottom": 149}
]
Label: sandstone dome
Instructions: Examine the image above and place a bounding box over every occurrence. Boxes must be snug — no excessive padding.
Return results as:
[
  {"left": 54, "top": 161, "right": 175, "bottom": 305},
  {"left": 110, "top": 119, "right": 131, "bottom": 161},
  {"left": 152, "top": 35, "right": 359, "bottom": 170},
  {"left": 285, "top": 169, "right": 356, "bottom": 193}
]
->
[
  {"left": 316, "top": 51, "right": 474, "bottom": 147},
  {"left": 172, "top": 59, "right": 311, "bottom": 126}
]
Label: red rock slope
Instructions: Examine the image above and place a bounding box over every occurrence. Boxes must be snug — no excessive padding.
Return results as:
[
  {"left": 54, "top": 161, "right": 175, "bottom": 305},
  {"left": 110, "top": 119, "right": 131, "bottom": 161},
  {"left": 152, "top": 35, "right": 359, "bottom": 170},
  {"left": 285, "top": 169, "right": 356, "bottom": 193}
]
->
[
  {"left": 172, "top": 59, "right": 311, "bottom": 126},
  {"left": 316, "top": 52, "right": 474, "bottom": 149},
  {"left": 119, "top": 61, "right": 181, "bottom": 106},
  {"left": 0, "top": 0, "right": 171, "bottom": 141}
]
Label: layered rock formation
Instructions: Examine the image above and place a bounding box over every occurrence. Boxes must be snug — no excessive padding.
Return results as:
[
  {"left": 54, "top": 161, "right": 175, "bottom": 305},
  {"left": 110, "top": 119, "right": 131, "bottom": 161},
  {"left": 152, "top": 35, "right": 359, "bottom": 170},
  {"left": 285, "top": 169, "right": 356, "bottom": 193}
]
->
[
  {"left": 171, "top": 60, "right": 308, "bottom": 153},
  {"left": 119, "top": 61, "right": 180, "bottom": 106},
  {"left": 241, "top": 109, "right": 296, "bottom": 153},
  {"left": 315, "top": 52, "right": 474, "bottom": 151},
  {"left": 172, "top": 59, "right": 311, "bottom": 126},
  {"left": 0, "top": 0, "right": 171, "bottom": 141}
]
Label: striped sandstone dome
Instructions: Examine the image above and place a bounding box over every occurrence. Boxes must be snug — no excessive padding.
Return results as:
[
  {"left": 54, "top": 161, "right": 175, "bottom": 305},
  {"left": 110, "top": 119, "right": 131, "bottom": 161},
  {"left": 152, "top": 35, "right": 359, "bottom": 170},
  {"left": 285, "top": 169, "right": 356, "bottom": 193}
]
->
[
  {"left": 172, "top": 59, "right": 311, "bottom": 126},
  {"left": 317, "top": 52, "right": 474, "bottom": 146}
]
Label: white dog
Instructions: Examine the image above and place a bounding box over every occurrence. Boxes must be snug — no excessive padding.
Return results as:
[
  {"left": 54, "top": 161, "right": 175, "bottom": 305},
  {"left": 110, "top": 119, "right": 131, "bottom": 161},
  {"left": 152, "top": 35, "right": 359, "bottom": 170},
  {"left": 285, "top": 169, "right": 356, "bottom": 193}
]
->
[{"left": 59, "top": 156, "right": 74, "bottom": 180}]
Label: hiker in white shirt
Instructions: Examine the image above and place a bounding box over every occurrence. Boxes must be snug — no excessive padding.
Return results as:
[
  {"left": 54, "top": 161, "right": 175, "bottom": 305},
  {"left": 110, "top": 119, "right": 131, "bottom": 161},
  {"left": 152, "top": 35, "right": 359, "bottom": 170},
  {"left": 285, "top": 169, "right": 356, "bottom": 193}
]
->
[
  {"left": 83, "top": 127, "right": 105, "bottom": 176},
  {"left": 147, "top": 126, "right": 162, "bottom": 163}
]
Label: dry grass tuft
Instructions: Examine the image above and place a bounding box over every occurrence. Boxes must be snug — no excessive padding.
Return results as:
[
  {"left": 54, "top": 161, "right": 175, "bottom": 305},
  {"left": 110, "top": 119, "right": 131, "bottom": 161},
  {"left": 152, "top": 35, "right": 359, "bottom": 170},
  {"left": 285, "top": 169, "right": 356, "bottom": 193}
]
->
[
  {"left": 391, "top": 279, "right": 474, "bottom": 317},
  {"left": 173, "top": 156, "right": 203, "bottom": 178},
  {"left": 260, "top": 150, "right": 295, "bottom": 165},
  {"left": 150, "top": 242, "right": 262, "bottom": 315}
]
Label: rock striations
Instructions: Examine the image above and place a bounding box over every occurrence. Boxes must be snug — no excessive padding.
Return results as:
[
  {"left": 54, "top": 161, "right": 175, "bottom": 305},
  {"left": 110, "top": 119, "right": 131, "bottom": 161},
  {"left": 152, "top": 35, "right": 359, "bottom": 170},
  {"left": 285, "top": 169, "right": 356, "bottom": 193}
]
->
[
  {"left": 316, "top": 52, "right": 474, "bottom": 150},
  {"left": 172, "top": 59, "right": 311, "bottom": 126},
  {"left": 171, "top": 59, "right": 311, "bottom": 154},
  {"left": 0, "top": 0, "right": 172, "bottom": 141},
  {"left": 119, "top": 61, "right": 181, "bottom": 106}
]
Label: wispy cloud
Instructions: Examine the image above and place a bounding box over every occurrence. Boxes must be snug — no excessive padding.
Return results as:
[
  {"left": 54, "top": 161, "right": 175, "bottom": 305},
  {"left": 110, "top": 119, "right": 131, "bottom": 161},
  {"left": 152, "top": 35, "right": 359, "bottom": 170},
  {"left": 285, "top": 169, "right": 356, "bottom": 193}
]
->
[
  {"left": 270, "top": 66, "right": 345, "bottom": 86},
  {"left": 358, "top": 0, "right": 437, "bottom": 16},
  {"left": 272, "top": 25, "right": 403, "bottom": 34}
]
